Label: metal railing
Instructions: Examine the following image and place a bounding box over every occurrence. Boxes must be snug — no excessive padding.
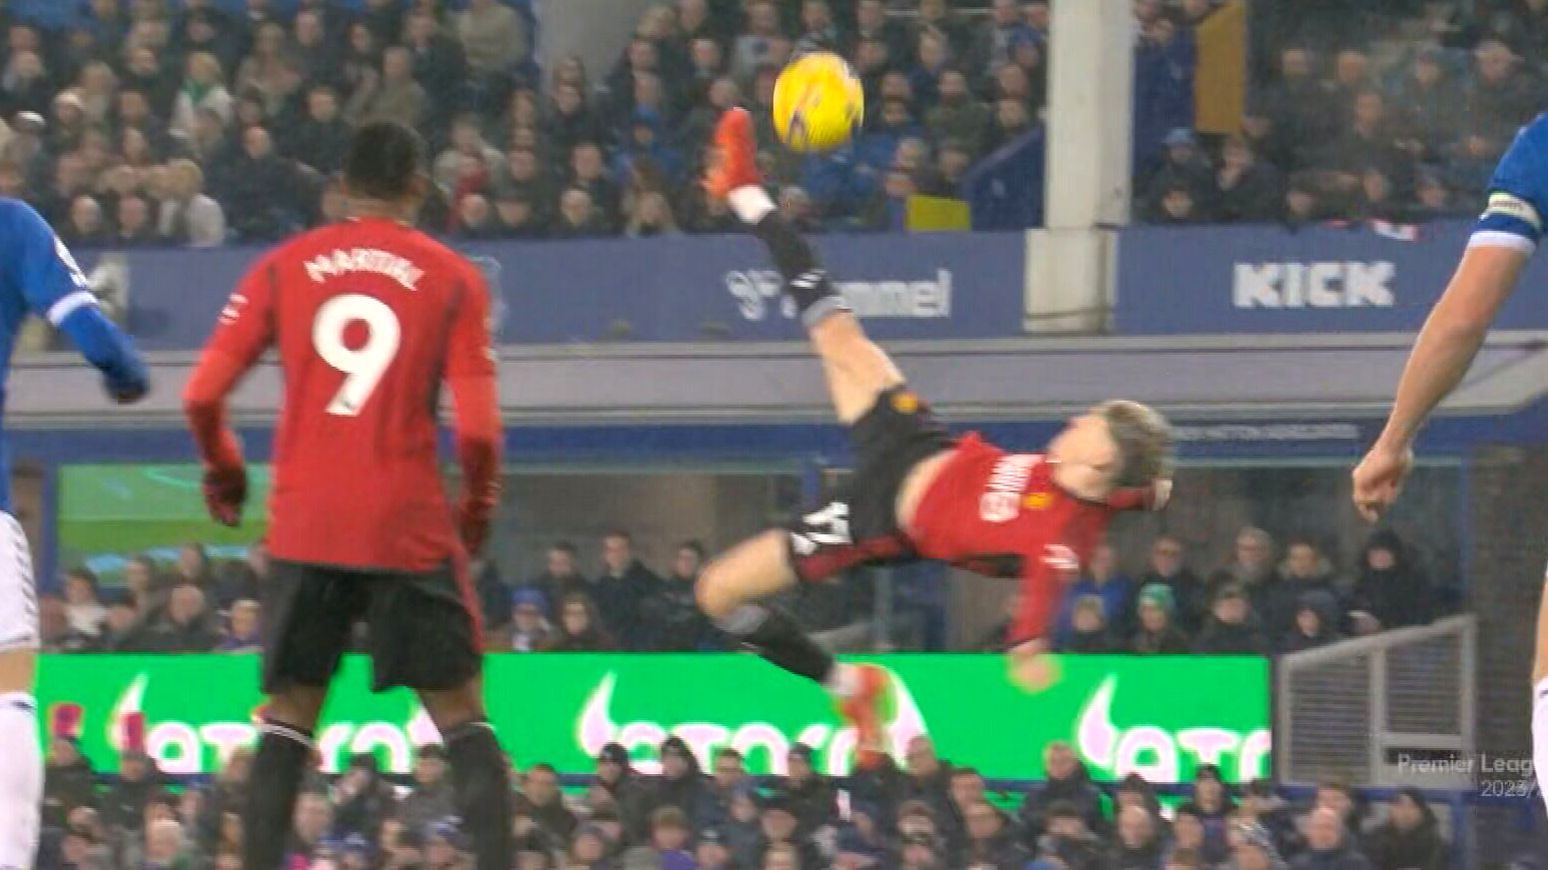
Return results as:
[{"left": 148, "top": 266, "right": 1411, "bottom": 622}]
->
[{"left": 1277, "top": 615, "right": 1477, "bottom": 789}]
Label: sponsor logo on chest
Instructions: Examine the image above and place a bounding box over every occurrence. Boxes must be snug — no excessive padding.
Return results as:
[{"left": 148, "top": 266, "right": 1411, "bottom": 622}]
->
[{"left": 980, "top": 454, "right": 1041, "bottom": 524}]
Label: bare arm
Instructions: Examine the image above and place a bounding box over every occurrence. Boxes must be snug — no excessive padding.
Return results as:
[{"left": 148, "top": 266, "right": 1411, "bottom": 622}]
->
[{"left": 1375, "top": 244, "right": 1528, "bottom": 450}]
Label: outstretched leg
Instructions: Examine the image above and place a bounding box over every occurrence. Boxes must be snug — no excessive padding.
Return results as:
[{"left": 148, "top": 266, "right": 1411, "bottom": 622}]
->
[
  {"left": 699, "top": 110, "right": 902, "bottom": 762},
  {"left": 708, "top": 108, "right": 904, "bottom": 424}
]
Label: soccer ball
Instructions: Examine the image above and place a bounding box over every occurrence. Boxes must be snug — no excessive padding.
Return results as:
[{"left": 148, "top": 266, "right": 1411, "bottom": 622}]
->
[{"left": 773, "top": 52, "right": 865, "bottom": 153}]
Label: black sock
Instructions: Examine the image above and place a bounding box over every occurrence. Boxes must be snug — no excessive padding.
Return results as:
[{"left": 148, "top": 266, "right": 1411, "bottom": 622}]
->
[
  {"left": 243, "top": 719, "right": 312, "bottom": 870},
  {"left": 444, "top": 720, "right": 513, "bottom": 870},
  {"left": 751, "top": 212, "right": 850, "bottom": 325},
  {"left": 719, "top": 604, "right": 836, "bottom": 684}
]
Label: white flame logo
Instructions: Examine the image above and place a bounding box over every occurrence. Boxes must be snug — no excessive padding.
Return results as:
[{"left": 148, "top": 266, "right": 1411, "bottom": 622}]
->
[{"left": 578, "top": 670, "right": 928, "bottom": 776}]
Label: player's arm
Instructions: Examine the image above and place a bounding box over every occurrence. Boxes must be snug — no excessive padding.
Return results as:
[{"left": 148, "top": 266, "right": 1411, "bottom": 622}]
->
[
  {"left": 181, "top": 255, "right": 279, "bottom": 525},
  {"left": 445, "top": 262, "right": 502, "bottom": 555},
  {"left": 7, "top": 201, "right": 147, "bottom": 402},
  {"left": 1355, "top": 116, "right": 1548, "bottom": 520}
]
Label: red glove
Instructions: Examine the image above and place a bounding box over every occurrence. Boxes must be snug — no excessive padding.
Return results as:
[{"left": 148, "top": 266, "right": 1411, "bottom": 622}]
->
[
  {"left": 203, "top": 463, "right": 248, "bottom": 527},
  {"left": 456, "top": 495, "right": 493, "bottom": 556}
]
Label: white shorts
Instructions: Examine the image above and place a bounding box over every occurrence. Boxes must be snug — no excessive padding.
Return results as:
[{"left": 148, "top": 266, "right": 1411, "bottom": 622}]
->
[{"left": 0, "top": 513, "right": 35, "bottom": 653}]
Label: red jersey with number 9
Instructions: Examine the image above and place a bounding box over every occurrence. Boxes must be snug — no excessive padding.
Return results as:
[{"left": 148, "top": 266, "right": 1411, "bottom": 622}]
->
[
  {"left": 197, "top": 217, "right": 498, "bottom": 570},
  {"left": 908, "top": 434, "right": 1152, "bottom": 644}
]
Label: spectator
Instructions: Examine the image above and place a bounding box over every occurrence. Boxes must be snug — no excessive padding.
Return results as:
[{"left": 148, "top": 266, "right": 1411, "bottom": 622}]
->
[
  {"left": 156, "top": 158, "right": 225, "bottom": 247},
  {"left": 1227, "top": 820, "right": 1289, "bottom": 870},
  {"left": 640, "top": 806, "right": 694, "bottom": 867},
  {"left": 1133, "top": 583, "right": 1191, "bottom": 654},
  {"left": 972, "top": 0, "right": 1039, "bottom": 75},
  {"left": 520, "top": 763, "right": 579, "bottom": 843},
  {"left": 625, "top": 189, "right": 682, "bottom": 238},
  {"left": 60, "top": 194, "right": 109, "bottom": 246},
  {"left": 527, "top": 542, "right": 587, "bottom": 617},
  {"left": 1057, "top": 542, "right": 1137, "bottom": 642},
  {"left": 553, "top": 186, "right": 607, "bottom": 239},
  {"left": 595, "top": 742, "right": 654, "bottom": 846},
  {"left": 1019, "top": 741, "right": 1105, "bottom": 844},
  {"left": 732, "top": 1, "right": 787, "bottom": 81},
  {"left": 1168, "top": 847, "right": 1208, "bottom": 870},
  {"left": 1465, "top": 40, "right": 1537, "bottom": 140},
  {"left": 1214, "top": 135, "right": 1284, "bottom": 223},
  {"left": 724, "top": 785, "right": 766, "bottom": 867},
  {"left": 508, "top": 588, "right": 554, "bottom": 651},
  {"left": 758, "top": 795, "right": 823, "bottom": 869},
  {"left": 861, "top": 167, "right": 915, "bottom": 231},
  {"left": 455, "top": 0, "right": 531, "bottom": 81},
  {"left": 2, "top": 51, "right": 53, "bottom": 121},
  {"left": 1062, "top": 595, "right": 1119, "bottom": 653},
  {"left": 222, "top": 125, "right": 300, "bottom": 241},
  {"left": 170, "top": 52, "right": 233, "bottom": 143},
  {"left": 1348, "top": 530, "right": 1435, "bottom": 634},
  {"left": 289, "top": 85, "right": 352, "bottom": 175},
  {"left": 1240, "top": 778, "right": 1298, "bottom": 857},
  {"left": 330, "top": 754, "right": 395, "bottom": 841},
  {"left": 570, "top": 141, "right": 623, "bottom": 230},
  {"left": 1194, "top": 584, "right": 1271, "bottom": 655},
  {"left": 1316, "top": 780, "right": 1367, "bottom": 843},
  {"left": 1039, "top": 800, "right": 1106, "bottom": 868},
  {"left": 569, "top": 824, "right": 612, "bottom": 870},
  {"left": 776, "top": 744, "right": 835, "bottom": 839},
  {"left": 359, "top": 46, "right": 426, "bottom": 131},
  {"left": 959, "top": 799, "right": 1028, "bottom": 867},
  {"left": 1146, "top": 128, "right": 1214, "bottom": 213},
  {"left": 1282, "top": 589, "right": 1345, "bottom": 653},
  {"left": 136, "top": 584, "right": 219, "bottom": 653},
  {"left": 103, "top": 750, "right": 161, "bottom": 833},
  {"left": 455, "top": 193, "right": 500, "bottom": 239},
  {"left": 654, "top": 737, "right": 708, "bottom": 822},
  {"left": 1292, "top": 807, "right": 1374, "bottom": 870},
  {"left": 543, "top": 591, "right": 617, "bottom": 651},
  {"left": 1169, "top": 805, "right": 1221, "bottom": 866},
  {"left": 62, "top": 567, "right": 107, "bottom": 640},
  {"left": 695, "top": 827, "right": 735, "bottom": 870},
  {"left": 1138, "top": 535, "right": 1206, "bottom": 630},
  {"left": 899, "top": 735, "right": 954, "bottom": 826},
  {"left": 1180, "top": 765, "right": 1235, "bottom": 858},
  {"left": 700, "top": 747, "right": 748, "bottom": 831},
  {"left": 43, "top": 737, "right": 97, "bottom": 830},
  {"left": 215, "top": 598, "right": 261, "bottom": 654},
  {"left": 402, "top": 9, "right": 468, "bottom": 129},
  {"left": 795, "top": 0, "right": 841, "bottom": 55},
  {"left": 594, "top": 530, "right": 663, "bottom": 648},
  {"left": 114, "top": 194, "right": 159, "bottom": 247},
  {"left": 1261, "top": 539, "right": 1342, "bottom": 640},
  {"left": 834, "top": 803, "right": 888, "bottom": 869},
  {"left": 642, "top": 540, "right": 713, "bottom": 650},
  {"left": 1213, "top": 527, "right": 1278, "bottom": 597},
  {"left": 1111, "top": 804, "right": 1167, "bottom": 869},
  {"left": 1361, "top": 788, "right": 1446, "bottom": 870},
  {"left": 398, "top": 745, "right": 454, "bottom": 836}
]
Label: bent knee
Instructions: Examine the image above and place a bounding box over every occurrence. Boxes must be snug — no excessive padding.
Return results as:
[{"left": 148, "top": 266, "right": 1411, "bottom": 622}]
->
[{"left": 696, "top": 562, "right": 738, "bottom": 620}]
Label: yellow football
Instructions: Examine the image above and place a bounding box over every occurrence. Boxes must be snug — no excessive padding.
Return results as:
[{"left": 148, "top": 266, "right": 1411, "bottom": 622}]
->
[{"left": 772, "top": 52, "right": 866, "bottom": 153}]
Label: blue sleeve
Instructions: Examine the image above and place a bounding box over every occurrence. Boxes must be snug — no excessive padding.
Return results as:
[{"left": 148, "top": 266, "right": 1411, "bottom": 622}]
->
[
  {"left": 0, "top": 199, "right": 145, "bottom": 382},
  {"left": 1473, "top": 112, "right": 1548, "bottom": 253}
]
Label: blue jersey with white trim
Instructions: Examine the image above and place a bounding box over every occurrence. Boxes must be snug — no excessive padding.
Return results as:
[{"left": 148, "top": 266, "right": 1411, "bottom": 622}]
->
[
  {"left": 1474, "top": 112, "right": 1548, "bottom": 253},
  {"left": 0, "top": 198, "right": 112, "bottom": 509}
]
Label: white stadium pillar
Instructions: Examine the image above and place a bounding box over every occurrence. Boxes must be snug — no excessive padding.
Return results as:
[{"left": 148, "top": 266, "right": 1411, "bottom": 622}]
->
[{"left": 1027, "top": 0, "right": 1134, "bottom": 333}]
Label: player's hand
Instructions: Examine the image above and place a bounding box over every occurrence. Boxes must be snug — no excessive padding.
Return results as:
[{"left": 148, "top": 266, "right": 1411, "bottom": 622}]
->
[
  {"left": 202, "top": 463, "right": 248, "bottom": 527},
  {"left": 1008, "top": 638, "right": 1059, "bottom": 693},
  {"left": 103, "top": 358, "right": 150, "bottom": 405},
  {"left": 456, "top": 496, "right": 492, "bottom": 556},
  {"left": 1352, "top": 441, "right": 1415, "bottom": 522}
]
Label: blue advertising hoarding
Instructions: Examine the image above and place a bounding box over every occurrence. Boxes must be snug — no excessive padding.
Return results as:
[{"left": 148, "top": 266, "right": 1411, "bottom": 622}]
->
[
  {"left": 89, "top": 232, "right": 1028, "bottom": 350},
  {"left": 1115, "top": 219, "right": 1548, "bottom": 334}
]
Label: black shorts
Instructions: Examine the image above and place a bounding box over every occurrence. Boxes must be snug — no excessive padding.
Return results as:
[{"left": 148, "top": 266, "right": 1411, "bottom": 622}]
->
[
  {"left": 786, "top": 385, "right": 957, "bottom": 582},
  {"left": 262, "top": 559, "right": 483, "bottom": 694}
]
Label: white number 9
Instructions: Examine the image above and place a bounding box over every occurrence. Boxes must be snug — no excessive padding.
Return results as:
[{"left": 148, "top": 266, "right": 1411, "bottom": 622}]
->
[{"left": 312, "top": 293, "right": 401, "bottom": 416}]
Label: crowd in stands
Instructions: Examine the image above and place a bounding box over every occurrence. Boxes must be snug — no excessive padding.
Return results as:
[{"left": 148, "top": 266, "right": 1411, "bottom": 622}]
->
[
  {"left": 39, "top": 725, "right": 1456, "bottom": 870},
  {"left": 1144, "top": 0, "right": 1548, "bottom": 225},
  {"left": 0, "top": 0, "right": 1069, "bottom": 244},
  {"left": 43, "top": 524, "right": 1445, "bottom": 659}
]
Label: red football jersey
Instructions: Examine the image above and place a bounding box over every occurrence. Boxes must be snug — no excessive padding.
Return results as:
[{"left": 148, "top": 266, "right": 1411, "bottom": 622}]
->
[
  {"left": 187, "top": 217, "right": 500, "bottom": 571},
  {"left": 908, "top": 434, "right": 1149, "bottom": 644}
]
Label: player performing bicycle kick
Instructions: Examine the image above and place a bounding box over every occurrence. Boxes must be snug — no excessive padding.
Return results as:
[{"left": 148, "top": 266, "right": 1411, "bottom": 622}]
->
[{"left": 694, "top": 109, "right": 1175, "bottom": 767}]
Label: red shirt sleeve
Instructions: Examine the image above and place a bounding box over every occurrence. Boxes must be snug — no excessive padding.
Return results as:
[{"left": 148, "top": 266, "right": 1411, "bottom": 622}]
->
[
  {"left": 1011, "top": 552, "right": 1073, "bottom": 645},
  {"left": 183, "top": 254, "right": 279, "bottom": 470},
  {"left": 445, "top": 262, "right": 501, "bottom": 509}
]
